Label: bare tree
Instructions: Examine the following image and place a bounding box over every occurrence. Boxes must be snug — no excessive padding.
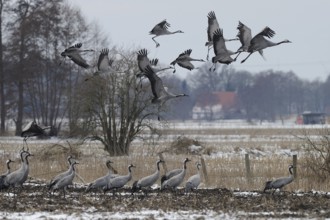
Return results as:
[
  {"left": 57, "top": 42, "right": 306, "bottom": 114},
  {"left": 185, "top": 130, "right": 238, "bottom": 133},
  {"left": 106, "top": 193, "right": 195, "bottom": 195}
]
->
[{"left": 76, "top": 48, "right": 159, "bottom": 156}]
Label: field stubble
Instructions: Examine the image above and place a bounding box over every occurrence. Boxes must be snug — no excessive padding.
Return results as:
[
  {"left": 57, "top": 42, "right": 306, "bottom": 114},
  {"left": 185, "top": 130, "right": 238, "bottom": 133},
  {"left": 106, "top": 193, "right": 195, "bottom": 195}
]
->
[{"left": 0, "top": 127, "right": 330, "bottom": 218}]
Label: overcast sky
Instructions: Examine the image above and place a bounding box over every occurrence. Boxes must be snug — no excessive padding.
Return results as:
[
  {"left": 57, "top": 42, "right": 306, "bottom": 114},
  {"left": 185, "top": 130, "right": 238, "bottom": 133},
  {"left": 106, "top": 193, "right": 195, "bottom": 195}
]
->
[{"left": 68, "top": 0, "right": 330, "bottom": 81}]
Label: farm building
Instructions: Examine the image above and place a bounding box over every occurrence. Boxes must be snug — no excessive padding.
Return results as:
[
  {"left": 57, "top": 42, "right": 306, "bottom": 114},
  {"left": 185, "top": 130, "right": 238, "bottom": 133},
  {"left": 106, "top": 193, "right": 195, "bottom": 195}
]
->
[{"left": 192, "top": 91, "right": 243, "bottom": 120}]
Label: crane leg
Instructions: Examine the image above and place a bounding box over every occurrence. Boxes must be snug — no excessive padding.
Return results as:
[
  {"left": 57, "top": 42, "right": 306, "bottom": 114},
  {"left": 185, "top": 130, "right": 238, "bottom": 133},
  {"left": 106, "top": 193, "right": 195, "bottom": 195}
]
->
[
  {"left": 152, "top": 37, "right": 160, "bottom": 48},
  {"left": 241, "top": 52, "right": 253, "bottom": 63},
  {"left": 234, "top": 52, "right": 242, "bottom": 61},
  {"left": 206, "top": 46, "right": 212, "bottom": 61}
]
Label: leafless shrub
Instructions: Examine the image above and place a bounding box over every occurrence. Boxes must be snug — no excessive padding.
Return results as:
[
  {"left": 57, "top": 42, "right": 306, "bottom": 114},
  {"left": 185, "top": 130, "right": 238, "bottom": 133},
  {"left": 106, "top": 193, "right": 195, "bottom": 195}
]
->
[{"left": 299, "top": 128, "right": 330, "bottom": 181}]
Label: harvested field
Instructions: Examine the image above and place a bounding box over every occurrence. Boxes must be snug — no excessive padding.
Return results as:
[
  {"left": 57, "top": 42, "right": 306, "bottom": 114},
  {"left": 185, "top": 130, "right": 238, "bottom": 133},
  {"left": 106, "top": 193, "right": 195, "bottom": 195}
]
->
[{"left": 0, "top": 123, "right": 329, "bottom": 219}]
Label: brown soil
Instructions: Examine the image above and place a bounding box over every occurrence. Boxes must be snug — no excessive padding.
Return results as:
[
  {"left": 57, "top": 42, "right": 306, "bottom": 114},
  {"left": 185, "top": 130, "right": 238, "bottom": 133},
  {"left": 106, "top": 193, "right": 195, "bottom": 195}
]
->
[{"left": 1, "top": 182, "right": 329, "bottom": 219}]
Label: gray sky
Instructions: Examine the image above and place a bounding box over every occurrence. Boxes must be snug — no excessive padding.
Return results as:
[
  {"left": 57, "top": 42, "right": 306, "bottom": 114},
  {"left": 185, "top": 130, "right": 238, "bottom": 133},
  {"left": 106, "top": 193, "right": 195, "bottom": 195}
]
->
[{"left": 69, "top": 0, "right": 330, "bottom": 81}]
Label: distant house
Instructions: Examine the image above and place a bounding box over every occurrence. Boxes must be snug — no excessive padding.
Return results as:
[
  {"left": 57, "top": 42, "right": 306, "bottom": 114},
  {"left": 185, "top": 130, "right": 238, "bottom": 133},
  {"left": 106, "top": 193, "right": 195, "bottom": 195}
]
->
[{"left": 192, "top": 91, "right": 242, "bottom": 120}]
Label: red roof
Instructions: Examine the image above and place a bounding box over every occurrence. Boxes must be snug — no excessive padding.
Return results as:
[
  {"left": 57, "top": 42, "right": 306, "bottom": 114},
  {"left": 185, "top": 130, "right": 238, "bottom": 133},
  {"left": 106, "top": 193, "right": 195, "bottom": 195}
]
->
[{"left": 195, "top": 91, "right": 237, "bottom": 110}]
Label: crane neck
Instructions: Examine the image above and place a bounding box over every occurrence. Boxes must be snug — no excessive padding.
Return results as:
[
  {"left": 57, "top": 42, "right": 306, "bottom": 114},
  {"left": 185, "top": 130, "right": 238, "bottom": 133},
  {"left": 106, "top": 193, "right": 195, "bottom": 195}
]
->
[
  {"left": 289, "top": 166, "right": 293, "bottom": 175},
  {"left": 183, "top": 160, "right": 189, "bottom": 170},
  {"left": 23, "top": 154, "right": 30, "bottom": 165},
  {"left": 6, "top": 161, "right": 11, "bottom": 171},
  {"left": 157, "top": 161, "right": 162, "bottom": 171}
]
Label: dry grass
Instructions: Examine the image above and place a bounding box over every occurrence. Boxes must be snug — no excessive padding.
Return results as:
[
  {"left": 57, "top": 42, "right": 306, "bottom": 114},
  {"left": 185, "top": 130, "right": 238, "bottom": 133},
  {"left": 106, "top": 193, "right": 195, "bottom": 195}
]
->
[{"left": 0, "top": 127, "right": 329, "bottom": 192}]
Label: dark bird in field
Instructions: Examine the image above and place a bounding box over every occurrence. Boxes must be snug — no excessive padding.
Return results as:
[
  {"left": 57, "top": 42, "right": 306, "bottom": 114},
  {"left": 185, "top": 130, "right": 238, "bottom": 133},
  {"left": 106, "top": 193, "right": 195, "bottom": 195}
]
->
[
  {"left": 143, "top": 65, "right": 188, "bottom": 120},
  {"left": 61, "top": 43, "right": 94, "bottom": 68},
  {"left": 149, "top": 20, "right": 183, "bottom": 47},
  {"left": 205, "top": 11, "right": 238, "bottom": 60},
  {"left": 21, "top": 121, "right": 51, "bottom": 151},
  {"left": 210, "top": 29, "right": 236, "bottom": 71},
  {"left": 170, "top": 49, "right": 205, "bottom": 73},
  {"left": 241, "top": 26, "right": 291, "bottom": 63},
  {"left": 264, "top": 165, "right": 294, "bottom": 194}
]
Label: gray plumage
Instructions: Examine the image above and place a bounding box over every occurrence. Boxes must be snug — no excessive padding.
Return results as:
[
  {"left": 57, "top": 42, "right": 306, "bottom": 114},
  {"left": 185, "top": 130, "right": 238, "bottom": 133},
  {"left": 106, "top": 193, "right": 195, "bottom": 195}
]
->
[
  {"left": 264, "top": 165, "right": 294, "bottom": 194},
  {"left": 132, "top": 160, "right": 163, "bottom": 193},
  {"left": 52, "top": 161, "right": 79, "bottom": 196},
  {"left": 61, "top": 43, "right": 94, "bottom": 68},
  {"left": 170, "top": 49, "right": 205, "bottom": 73},
  {"left": 161, "top": 168, "right": 182, "bottom": 185},
  {"left": 85, "top": 48, "right": 114, "bottom": 81},
  {"left": 103, "top": 164, "right": 135, "bottom": 193},
  {"left": 241, "top": 26, "right": 291, "bottom": 63},
  {"left": 211, "top": 29, "right": 236, "bottom": 70},
  {"left": 4, "top": 151, "right": 32, "bottom": 188},
  {"left": 136, "top": 48, "right": 173, "bottom": 78},
  {"left": 143, "top": 65, "right": 188, "bottom": 110},
  {"left": 149, "top": 20, "right": 183, "bottom": 47},
  {"left": 48, "top": 155, "right": 74, "bottom": 190},
  {"left": 205, "top": 11, "right": 238, "bottom": 60},
  {"left": 185, "top": 162, "right": 201, "bottom": 193},
  {"left": 0, "top": 159, "right": 14, "bottom": 190},
  {"left": 86, "top": 160, "right": 118, "bottom": 192},
  {"left": 161, "top": 158, "right": 191, "bottom": 190},
  {"left": 234, "top": 21, "right": 253, "bottom": 61}
]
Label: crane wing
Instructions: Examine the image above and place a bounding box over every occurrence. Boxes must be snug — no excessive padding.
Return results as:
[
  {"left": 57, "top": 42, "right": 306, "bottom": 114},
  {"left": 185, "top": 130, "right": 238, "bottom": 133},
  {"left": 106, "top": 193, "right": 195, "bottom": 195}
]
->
[
  {"left": 213, "top": 29, "right": 228, "bottom": 56},
  {"left": 256, "top": 26, "right": 276, "bottom": 38},
  {"left": 97, "top": 48, "right": 111, "bottom": 71},
  {"left": 207, "top": 11, "right": 220, "bottom": 42},
  {"left": 237, "top": 21, "right": 252, "bottom": 47},
  {"left": 144, "top": 65, "right": 165, "bottom": 99},
  {"left": 68, "top": 53, "right": 90, "bottom": 69},
  {"left": 150, "top": 19, "right": 170, "bottom": 33},
  {"left": 177, "top": 61, "right": 194, "bottom": 71}
]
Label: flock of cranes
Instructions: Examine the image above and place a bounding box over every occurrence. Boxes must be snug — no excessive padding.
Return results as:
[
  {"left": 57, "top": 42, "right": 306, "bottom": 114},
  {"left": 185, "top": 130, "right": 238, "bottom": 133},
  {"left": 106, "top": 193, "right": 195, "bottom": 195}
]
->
[
  {"left": 0, "top": 139, "right": 294, "bottom": 197},
  {"left": 0, "top": 11, "right": 293, "bottom": 197},
  {"left": 59, "top": 11, "right": 291, "bottom": 120}
]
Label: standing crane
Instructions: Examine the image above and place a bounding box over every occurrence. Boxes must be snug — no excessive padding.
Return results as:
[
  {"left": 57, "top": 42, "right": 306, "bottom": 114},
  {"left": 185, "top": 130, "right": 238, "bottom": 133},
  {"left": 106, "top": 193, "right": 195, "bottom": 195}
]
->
[
  {"left": 170, "top": 49, "right": 205, "bottom": 73},
  {"left": 48, "top": 155, "right": 74, "bottom": 190},
  {"left": 52, "top": 160, "right": 79, "bottom": 198},
  {"left": 143, "top": 65, "right": 188, "bottom": 120},
  {"left": 0, "top": 159, "right": 14, "bottom": 190},
  {"left": 149, "top": 20, "right": 183, "bottom": 47},
  {"left": 185, "top": 162, "right": 202, "bottom": 193},
  {"left": 241, "top": 26, "right": 291, "bottom": 63},
  {"left": 60, "top": 43, "right": 94, "bottom": 68},
  {"left": 210, "top": 29, "right": 236, "bottom": 71},
  {"left": 205, "top": 11, "right": 238, "bottom": 60},
  {"left": 264, "top": 165, "right": 294, "bottom": 194},
  {"left": 85, "top": 160, "right": 119, "bottom": 193},
  {"left": 161, "top": 158, "right": 191, "bottom": 191},
  {"left": 131, "top": 159, "right": 164, "bottom": 195},
  {"left": 4, "top": 151, "right": 33, "bottom": 189},
  {"left": 103, "top": 164, "right": 135, "bottom": 196}
]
